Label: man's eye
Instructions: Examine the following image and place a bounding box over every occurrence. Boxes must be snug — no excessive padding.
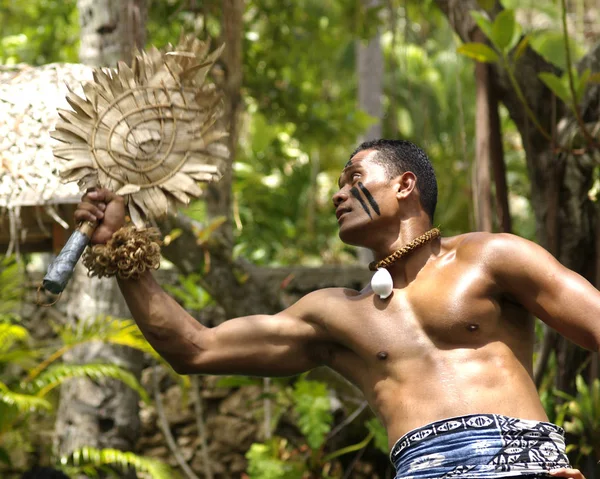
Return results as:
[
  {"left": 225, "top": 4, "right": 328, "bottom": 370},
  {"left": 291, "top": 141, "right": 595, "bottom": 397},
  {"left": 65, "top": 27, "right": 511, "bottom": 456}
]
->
[{"left": 351, "top": 173, "right": 361, "bottom": 181}]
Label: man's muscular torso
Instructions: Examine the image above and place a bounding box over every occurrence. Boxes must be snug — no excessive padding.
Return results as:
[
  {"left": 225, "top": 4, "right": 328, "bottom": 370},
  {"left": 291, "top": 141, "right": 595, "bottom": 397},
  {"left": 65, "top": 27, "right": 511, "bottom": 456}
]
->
[{"left": 309, "top": 233, "right": 548, "bottom": 449}]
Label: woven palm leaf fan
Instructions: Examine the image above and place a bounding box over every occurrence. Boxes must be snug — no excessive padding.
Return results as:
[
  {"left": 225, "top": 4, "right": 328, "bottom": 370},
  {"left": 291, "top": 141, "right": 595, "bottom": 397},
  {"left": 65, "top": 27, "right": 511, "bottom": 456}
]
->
[{"left": 42, "top": 35, "right": 228, "bottom": 295}]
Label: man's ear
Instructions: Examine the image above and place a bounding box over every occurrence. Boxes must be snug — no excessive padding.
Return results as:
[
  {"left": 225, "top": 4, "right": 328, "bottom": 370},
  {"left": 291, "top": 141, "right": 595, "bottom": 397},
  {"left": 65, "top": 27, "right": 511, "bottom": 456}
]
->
[{"left": 396, "top": 171, "right": 417, "bottom": 200}]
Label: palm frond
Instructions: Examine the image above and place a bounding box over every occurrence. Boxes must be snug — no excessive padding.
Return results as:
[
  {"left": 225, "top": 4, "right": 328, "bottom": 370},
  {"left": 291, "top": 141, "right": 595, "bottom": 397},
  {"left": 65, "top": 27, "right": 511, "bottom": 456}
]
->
[
  {"left": 60, "top": 447, "right": 177, "bottom": 479},
  {"left": 0, "top": 348, "right": 43, "bottom": 370},
  {"left": 56, "top": 316, "right": 158, "bottom": 357},
  {"left": 31, "top": 363, "right": 149, "bottom": 403},
  {"left": 0, "top": 381, "right": 51, "bottom": 413},
  {"left": 0, "top": 323, "right": 29, "bottom": 354}
]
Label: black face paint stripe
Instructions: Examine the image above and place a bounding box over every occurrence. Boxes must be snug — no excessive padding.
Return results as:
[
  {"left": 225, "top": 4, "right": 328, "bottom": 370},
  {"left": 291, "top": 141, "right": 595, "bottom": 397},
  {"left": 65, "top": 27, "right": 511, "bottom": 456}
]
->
[
  {"left": 358, "top": 182, "right": 381, "bottom": 216},
  {"left": 350, "top": 187, "right": 372, "bottom": 219}
]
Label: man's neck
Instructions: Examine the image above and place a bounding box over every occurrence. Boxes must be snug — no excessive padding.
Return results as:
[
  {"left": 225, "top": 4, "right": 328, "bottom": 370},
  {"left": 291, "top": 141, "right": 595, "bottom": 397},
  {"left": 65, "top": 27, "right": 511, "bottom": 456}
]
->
[{"left": 370, "top": 220, "right": 439, "bottom": 286}]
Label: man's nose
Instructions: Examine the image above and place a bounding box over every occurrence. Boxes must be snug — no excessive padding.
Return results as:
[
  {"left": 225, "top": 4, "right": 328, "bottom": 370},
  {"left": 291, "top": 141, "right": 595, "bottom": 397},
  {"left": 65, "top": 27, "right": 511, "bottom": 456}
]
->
[{"left": 332, "top": 189, "right": 348, "bottom": 208}]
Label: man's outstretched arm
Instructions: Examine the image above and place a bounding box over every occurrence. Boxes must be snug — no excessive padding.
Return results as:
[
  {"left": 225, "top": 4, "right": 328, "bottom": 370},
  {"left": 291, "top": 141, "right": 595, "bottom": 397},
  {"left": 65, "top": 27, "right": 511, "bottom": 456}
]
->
[
  {"left": 75, "top": 188, "right": 336, "bottom": 377},
  {"left": 486, "top": 233, "right": 600, "bottom": 351},
  {"left": 118, "top": 272, "right": 335, "bottom": 376}
]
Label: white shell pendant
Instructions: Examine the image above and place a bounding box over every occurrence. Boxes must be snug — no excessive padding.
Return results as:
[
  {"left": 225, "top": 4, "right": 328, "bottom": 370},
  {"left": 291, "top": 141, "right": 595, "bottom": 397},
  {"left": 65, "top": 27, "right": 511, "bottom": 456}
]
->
[{"left": 371, "top": 267, "right": 393, "bottom": 299}]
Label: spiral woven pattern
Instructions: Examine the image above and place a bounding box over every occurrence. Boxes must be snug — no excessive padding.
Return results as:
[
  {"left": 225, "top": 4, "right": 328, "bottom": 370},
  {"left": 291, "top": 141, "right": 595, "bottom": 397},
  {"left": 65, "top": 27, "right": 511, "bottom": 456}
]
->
[
  {"left": 369, "top": 228, "right": 441, "bottom": 271},
  {"left": 82, "top": 225, "right": 161, "bottom": 279},
  {"left": 52, "top": 35, "right": 227, "bottom": 228}
]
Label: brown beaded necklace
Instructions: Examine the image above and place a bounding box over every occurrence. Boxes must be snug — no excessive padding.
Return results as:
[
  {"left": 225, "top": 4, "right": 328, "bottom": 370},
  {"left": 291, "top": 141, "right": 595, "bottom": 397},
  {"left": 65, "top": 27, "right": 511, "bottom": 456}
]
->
[{"left": 368, "top": 227, "right": 441, "bottom": 272}]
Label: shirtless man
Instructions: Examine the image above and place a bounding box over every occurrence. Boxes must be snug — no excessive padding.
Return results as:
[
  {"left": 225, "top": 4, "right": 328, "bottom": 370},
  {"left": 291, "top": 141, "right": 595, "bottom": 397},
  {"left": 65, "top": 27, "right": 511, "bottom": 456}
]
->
[{"left": 75, "top": 139, "right": 594, "bottom": 478}]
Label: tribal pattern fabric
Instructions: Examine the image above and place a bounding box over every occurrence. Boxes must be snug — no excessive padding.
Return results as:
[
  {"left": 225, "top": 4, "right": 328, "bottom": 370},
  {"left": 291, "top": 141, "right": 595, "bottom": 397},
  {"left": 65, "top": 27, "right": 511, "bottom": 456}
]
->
[{"left": 390, "top": 414, "right": 570, "bottom": 479}]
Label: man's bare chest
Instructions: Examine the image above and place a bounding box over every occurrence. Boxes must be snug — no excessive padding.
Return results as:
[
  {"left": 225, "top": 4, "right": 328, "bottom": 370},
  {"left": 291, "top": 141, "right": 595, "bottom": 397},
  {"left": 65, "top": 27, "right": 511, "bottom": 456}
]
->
[{"left": 328, "top": 264, "right": 515, "bottom": 360}]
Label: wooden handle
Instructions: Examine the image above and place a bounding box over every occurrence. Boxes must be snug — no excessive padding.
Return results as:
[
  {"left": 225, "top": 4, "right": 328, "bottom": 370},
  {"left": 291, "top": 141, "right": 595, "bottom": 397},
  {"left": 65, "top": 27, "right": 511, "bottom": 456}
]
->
[{"left": 42, "top": 221, "right": 98, "bottom": 295}]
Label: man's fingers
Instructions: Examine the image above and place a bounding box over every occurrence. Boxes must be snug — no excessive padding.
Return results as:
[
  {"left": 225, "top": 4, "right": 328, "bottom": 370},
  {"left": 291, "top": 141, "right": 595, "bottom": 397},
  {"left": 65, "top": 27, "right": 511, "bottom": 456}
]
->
[
  {"left": 87, "top": 187, "right": 122, "bottom": 204},
  {"left": 75, "top": 202, "right": 104, "bottom": 222},
  {"left": 549, "top": 468, "right": 586, "bottom": 479}
]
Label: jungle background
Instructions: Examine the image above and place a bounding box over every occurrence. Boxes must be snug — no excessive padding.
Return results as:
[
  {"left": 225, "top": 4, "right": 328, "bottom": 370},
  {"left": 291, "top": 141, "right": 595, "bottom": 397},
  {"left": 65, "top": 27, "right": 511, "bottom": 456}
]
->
[{"left": 0, "top": 0, "right": 599, "bottom": 477}]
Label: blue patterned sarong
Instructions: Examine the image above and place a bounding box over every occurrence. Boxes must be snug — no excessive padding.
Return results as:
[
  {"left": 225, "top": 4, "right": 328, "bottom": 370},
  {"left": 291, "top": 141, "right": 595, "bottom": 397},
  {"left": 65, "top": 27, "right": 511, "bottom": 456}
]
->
[{"left": 390, "top": 414, "right": 570, "bottom": 479}]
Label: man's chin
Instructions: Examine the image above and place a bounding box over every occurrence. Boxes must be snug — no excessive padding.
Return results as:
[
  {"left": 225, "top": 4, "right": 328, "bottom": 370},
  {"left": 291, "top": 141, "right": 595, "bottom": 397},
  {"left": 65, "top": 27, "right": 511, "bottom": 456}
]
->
[{"left": 338, "top": 224, "right": 365, "bottom": 247}]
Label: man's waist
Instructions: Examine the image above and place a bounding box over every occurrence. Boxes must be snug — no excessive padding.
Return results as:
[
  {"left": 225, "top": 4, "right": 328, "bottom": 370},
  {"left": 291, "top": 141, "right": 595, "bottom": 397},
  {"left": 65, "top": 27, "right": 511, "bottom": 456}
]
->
[{"left": 390, "top": 413, "right": 569, "bottom": 479}]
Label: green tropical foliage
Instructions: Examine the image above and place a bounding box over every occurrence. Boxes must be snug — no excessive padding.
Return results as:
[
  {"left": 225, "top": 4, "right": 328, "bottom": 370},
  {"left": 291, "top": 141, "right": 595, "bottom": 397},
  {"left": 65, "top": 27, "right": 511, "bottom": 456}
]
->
[
  {"left": 245, "top": 439, "right": 305, "bottom": 479},
  {"left": 0, "top": 0, "right": 79, "bottom": 64},
  {"left": 2, "top": 0, "right": 600, "bottom": 476},
  {"left": 0, "top": 258, "right": 169, "bottom": 476},
  {"left": 31, "top": 363, "right": 150, "bottom": 403},
  {"left": 555, "top": 375, "right": 600, "bottom": 461},
  {"left": 291, "top": 378, "right": 333, "bottom": 450},
  {"left": 60, "top": 446, "right": 176, "bottom": 479},
  {"left": 0, "top": 314, "right": 159, "bottom": 472}
]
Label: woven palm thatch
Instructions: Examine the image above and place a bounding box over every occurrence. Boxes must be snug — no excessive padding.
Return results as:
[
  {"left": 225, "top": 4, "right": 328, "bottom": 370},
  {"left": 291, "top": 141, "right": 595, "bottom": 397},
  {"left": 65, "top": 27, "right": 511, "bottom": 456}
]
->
[
  {"left": 53, "top": 35, "right": 228, "bottom": 228},
  {"left": 0, "top": 63, "right": 95, "bottom": 254}
]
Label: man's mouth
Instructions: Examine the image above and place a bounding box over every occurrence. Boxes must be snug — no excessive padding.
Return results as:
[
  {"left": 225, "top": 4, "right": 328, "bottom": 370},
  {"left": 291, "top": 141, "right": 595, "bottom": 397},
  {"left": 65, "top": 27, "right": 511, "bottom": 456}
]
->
[{"left": 336, "top": 208, "right": 351, "bottom": 220}]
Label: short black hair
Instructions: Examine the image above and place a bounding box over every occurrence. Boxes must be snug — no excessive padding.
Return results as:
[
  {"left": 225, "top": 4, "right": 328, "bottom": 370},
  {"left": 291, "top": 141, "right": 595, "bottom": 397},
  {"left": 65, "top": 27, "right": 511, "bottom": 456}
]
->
[
  {"left": 350, "top": 139, "right": 438, "bottom": 221},
  {"left": 21, "top": 467, "right": 70, "bottom": 479}
]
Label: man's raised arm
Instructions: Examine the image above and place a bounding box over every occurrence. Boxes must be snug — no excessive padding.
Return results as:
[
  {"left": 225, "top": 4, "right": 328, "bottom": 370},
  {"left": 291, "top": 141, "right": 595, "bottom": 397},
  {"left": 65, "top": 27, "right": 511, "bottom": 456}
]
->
[
  {"left": 485, "top": 233, "right": 600, "bottom": 352},
  {"left": 74, "top": 188, "right": 335, "bottom": 377},
  {"left": 118, "top": 273, "right": 335, "bottom": 376}
]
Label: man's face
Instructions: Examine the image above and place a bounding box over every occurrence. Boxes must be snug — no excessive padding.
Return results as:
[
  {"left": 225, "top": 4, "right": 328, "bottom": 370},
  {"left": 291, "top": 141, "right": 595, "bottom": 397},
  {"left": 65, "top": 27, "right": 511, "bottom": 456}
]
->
[{"left": 333, "top": 149, "right": 398, "bottom": 245}]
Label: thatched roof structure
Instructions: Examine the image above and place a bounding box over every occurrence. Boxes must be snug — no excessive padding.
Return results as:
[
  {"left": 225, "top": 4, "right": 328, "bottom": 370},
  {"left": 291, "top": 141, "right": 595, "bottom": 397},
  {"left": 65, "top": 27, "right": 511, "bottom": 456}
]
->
[{"left": 0, "top": 63, "right": 93, "bottom": 254}]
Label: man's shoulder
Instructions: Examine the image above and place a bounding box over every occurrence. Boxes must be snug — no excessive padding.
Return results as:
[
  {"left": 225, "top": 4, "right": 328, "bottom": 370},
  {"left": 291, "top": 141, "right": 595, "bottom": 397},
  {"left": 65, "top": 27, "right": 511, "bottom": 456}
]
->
[
  {"left": 446, "top": 231, "right": 543, "bottom": 272},
  {"left": 447, "top": 231, "right": 530, "bottom": 255}
]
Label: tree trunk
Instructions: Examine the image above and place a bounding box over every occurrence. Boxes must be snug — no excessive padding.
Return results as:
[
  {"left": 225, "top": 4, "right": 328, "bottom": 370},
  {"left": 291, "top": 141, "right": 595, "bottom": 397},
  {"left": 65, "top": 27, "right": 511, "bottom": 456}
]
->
[
  {"left": 202, "top": 0, "right": 245, "bottom": 249},
  {"left": 473, "top": 29, "right": 511, "bottom": 233},
  {"left": 489, "top": 74, "right": 511, "bottom": 233},
  {"left": 54, "top": 269, "right": 142, "bottom": 471},
  {"left": 474, "top": 37, "right": 494, "bottom": 232},
  {"left": 357, "top": 0, "right": 384, "bottom": 142},
  {"left": 356, "top": 0, "right": 383, "bottom": 263},
  {"left": 78, "top": 0, "right": 147, "bottom": 66},
  {"left": 55, "top": 1, "right": 148, "bottom": 475}
]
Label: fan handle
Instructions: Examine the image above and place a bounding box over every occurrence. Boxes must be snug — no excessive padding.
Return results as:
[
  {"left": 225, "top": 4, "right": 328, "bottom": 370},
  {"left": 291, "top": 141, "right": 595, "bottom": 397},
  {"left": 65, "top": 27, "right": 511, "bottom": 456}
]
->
[{"left": 42, "top": 221, "right": 98, "bottom": 294}]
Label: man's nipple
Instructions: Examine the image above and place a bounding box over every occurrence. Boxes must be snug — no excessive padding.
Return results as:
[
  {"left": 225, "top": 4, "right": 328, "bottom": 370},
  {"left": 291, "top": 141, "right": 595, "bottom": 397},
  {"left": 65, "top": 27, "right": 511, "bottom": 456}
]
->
[{"left": 377, "top": 351, "right": 388, "bottom": 360}]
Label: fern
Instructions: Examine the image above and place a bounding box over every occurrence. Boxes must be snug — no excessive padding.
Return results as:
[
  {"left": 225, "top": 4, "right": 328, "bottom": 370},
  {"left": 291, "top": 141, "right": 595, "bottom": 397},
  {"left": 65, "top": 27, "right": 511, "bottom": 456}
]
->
[
  {"left": 55, "top": 316, "right": 160, "bottom": 359},
  {"left": 0, "top": 381, "right": 51, "bottom": 412},
  {"left": 0, "top": 348, "right": 42, "bottom": 370},
  {"left": 60, "top": 447, "right": 176, "bottom": 479},
  {"left": 0, "top": 323, "right": 30, "bottom": 354},
  {"left": 31, "top": 363, "right": 150, "bottom": 404}
]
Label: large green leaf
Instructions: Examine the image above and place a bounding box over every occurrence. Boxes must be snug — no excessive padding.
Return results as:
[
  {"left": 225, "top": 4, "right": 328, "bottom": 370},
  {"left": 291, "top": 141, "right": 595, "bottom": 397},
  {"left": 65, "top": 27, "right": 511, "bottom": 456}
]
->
[
  {"left": 457, "top": 43, "right": 499, "bottom": 63},
  {"left": 491, "top": 9, "right": 518, "bottom": 52},
  {"left": 530, "top": 30, "right": 584, "bottom": 71},
  {"left": 538, "top": 72, "right": 570, "bottom": 104}
]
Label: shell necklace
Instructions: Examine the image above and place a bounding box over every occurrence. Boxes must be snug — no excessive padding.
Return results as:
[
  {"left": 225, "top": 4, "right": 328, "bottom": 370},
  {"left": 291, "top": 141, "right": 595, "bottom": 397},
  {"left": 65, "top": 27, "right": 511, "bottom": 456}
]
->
[{"left": 369, "top": 228, "right": 441, "bottom": 299}]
